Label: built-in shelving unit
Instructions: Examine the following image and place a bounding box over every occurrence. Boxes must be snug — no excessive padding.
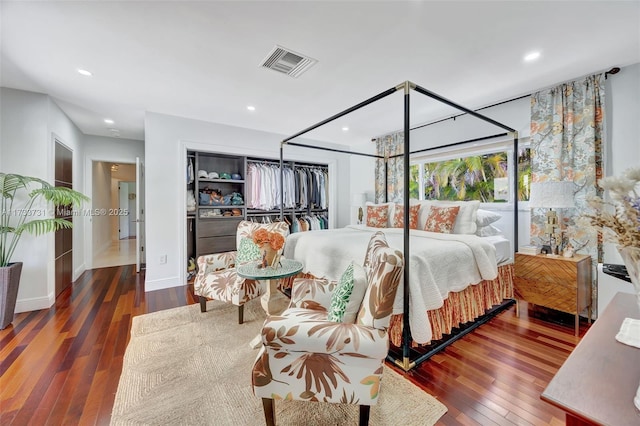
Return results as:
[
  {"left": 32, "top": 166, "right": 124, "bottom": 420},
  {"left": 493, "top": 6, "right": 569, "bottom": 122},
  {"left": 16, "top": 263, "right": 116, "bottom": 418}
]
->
[{"left": 186, "top": 151, "right": 329, "bottom": 264}]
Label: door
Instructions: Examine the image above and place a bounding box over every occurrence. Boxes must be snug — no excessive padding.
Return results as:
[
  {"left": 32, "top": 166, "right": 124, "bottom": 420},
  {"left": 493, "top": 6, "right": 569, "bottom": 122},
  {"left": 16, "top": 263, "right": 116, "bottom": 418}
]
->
[
  {"left": 118, "top": 183, "right": 129, "bottom": 239},
  {"left": 135, "top": 157, "right": 146, "bottom": 272},
  {"left": 54, "top": 141, "right": 73, "bottom": 296}
]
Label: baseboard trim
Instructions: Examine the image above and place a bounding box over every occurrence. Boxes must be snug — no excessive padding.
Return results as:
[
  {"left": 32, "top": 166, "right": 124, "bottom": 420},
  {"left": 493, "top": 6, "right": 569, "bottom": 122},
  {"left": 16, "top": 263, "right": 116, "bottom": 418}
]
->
[
  {"left": 145, "top": 276, "right": 181, "bottom": 292},
  {"left": 15, "top": 292, "right": 55, "bottom": 313},
  {"left": 73, "top": 264, "right": 86, "bottom": 281}
]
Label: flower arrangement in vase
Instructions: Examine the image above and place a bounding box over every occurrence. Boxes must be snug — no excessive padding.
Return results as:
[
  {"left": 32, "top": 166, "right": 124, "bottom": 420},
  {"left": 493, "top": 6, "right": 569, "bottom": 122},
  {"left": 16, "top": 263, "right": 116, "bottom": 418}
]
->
[
  {"left": 252, "top": 229, "right": 285, "bottom": 268},
  {"left": 583, "top": 167, "right": 640, "bottom": 410},
  {"left": 582, "top": 167, "right": 640, "bottom": 307},
  {"left": 583, "top": 167, "right": 640, "bottom": 247}
]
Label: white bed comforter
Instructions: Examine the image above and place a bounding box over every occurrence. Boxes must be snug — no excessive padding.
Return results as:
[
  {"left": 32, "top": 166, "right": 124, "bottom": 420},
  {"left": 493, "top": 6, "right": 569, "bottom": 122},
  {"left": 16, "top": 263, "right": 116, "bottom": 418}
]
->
[{"left": 283, "top": 225, "right": 498, "bottom": 343}]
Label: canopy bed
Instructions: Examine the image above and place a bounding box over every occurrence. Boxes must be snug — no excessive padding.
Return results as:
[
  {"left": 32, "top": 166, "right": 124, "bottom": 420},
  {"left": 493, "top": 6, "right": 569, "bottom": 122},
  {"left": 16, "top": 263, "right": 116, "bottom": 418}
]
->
[{"left": 278, "top": 81, "right": 519, "bottom": 370}]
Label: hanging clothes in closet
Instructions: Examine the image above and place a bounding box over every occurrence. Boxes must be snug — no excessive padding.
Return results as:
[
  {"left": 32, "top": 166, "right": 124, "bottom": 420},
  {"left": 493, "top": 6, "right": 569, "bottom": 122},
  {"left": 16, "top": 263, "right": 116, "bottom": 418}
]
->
[
  {"left": 294, "top": 166, "right": 328, "bottom": 210},
  {"left": 246, "top": 162, "right": 296, "bottom": 210},
  {"left": 292, "top": 213, "right": 329, "bottom": 233}
]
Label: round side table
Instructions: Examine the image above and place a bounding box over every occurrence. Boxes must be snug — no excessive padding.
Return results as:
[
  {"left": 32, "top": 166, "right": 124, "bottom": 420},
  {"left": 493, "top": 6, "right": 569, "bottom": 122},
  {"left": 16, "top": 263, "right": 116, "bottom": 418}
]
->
[{"left": 237, "top": 258, "right": 303, "bottom": 348}]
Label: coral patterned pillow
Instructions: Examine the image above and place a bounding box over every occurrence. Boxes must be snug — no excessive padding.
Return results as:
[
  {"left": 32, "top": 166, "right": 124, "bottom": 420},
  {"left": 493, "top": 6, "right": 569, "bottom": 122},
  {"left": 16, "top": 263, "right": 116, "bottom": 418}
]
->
[
  {"left": 424, "top": 205, "right": 460, "bottom": 233},
  {"left": 366, "top": 205, "right": 389, "bottom": 228},
  {"left": 392, "top": 204, "right": 420, "bottom": 229}
]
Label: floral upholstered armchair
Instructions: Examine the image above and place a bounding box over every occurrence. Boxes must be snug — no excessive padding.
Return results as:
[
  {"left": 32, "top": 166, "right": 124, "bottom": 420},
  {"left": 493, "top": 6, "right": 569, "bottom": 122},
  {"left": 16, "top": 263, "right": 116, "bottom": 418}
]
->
[
  {"left": 251, "top": 232, "right": 404, "bottom": 425},
  {"left": 194, "top": 220, "right": 289, "bottom": 324}
]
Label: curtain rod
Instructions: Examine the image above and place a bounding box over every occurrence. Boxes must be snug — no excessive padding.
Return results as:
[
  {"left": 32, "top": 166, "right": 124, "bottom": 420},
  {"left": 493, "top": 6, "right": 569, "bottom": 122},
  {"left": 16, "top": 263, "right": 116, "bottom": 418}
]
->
[
  {"left": 398, "top": 66, "right": 620, "bottom": 136},
  {"left": 413, "top": 84, "right": 516, "bottom": 133},
  {"left": 409, "top": 94, "right": 530, "bottom": 133}
]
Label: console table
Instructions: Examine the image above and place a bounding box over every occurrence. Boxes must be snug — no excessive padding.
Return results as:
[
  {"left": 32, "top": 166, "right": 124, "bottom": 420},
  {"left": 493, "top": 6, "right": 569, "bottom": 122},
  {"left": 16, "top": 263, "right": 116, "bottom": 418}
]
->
[{"left": 541, "top": 292, "right": 640, "bottom": 425}]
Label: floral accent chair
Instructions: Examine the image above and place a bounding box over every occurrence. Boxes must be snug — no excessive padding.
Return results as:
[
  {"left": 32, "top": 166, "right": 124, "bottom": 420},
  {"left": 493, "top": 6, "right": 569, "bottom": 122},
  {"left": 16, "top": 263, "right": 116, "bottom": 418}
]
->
[
  {"left": 251, "top": 231, "right": 404, "bottom": 425},
  {"left": 194, "top": 220, "right": 289, "bottom": 324}
]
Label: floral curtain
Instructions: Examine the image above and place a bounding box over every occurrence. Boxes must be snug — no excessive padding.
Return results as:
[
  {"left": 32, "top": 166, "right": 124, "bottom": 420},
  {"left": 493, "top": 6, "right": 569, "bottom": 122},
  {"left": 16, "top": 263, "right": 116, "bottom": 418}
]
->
[
  {"left": 530, "top": 73, "right": 605, "bottom": 264},
  {"left": 374, "top": 131, "right": 404, "bottom": 203}
]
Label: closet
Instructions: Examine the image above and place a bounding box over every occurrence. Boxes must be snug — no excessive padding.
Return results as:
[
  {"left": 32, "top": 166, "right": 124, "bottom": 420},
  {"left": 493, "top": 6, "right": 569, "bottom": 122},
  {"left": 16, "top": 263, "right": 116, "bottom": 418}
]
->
[
  {"left": 186, "top": 151, "right": 329, "bottom": 265},
  {"left": 187, "top": 152, "right": 246, "bottom": 259}
]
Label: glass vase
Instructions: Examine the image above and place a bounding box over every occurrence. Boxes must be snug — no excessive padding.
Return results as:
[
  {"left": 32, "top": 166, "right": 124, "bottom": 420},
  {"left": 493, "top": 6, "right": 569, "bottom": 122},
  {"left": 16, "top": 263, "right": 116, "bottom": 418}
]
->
[
  {"left": 617, "top": 246, "right": 640, "bottom": 311},
  {"left": 260, "top": 245, "right": 280, "bottom": 269}
]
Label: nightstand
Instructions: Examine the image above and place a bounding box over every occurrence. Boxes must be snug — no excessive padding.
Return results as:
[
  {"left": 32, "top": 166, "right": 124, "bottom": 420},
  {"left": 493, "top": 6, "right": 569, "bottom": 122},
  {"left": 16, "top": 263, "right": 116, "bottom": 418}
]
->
[{"left": 514, "top": 253, "right": 592, "bottom": 336}]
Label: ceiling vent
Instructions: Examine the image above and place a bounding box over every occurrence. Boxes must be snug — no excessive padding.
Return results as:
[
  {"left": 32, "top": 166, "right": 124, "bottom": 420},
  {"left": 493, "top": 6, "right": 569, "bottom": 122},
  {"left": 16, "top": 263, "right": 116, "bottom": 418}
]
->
[{"left": 260, "top": 45, "right": 317, "bottom": 78}]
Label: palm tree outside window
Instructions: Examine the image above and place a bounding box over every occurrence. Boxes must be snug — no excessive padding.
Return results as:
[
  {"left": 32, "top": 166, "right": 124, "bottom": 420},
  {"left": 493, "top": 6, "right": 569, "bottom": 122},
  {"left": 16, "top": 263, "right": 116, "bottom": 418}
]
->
[{"left": 409, "top": 147, "right": 531, "bottom": 203}]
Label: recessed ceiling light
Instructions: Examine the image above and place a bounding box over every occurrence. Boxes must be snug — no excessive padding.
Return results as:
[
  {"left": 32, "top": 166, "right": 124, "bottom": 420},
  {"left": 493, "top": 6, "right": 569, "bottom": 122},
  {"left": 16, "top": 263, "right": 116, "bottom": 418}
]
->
[
  {"left": 247, "top": 106, "right": 256, "bottom": 111},
  {"left": 342, "top": 126, "right": 349, "bottom": 131},
  {"left": 524, "top": 51, "right": 541, "bottom": 62},
  {"left": 104, "top": 118, "right": 114, "bottom": 124},
  {"left": 77, "top": 68, "right": 92, "bottom": 76}
]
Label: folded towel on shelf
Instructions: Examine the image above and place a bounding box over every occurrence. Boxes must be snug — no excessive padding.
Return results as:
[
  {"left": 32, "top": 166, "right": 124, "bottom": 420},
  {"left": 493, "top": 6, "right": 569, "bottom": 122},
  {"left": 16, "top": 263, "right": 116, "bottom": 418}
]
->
[{"left": 615, "top": 317, "right": 640, "bottom": 348}]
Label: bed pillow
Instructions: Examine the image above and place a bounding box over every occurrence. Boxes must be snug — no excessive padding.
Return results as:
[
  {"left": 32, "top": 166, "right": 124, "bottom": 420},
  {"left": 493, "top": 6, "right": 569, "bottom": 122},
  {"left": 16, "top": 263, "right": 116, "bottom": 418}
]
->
[
  {"left": 417, "top": 200, "right": 479, "bottom": 234},
  {"left": 424, "top": 205, "right": 460, "bottom": 233},
  {"left": 342, "top": 263, "right": 368, "bottom": 323},
  {"left": 392, "top": 204, "right": 420, "bottom": 229},
  {"left": 236, "top": 237, "right": 262, "bottom": 263},
  {"left": 366, "top": 203, "right": 391, "bottom": 228},
  {"left": 476, "top": 209, "right": 502, "bottom": 227},
  {"left": 327, "top": 262, "right": 368, "bottom": 323},
  {"left": 476, "top": 224, "right": 503, "bottom": 237}
]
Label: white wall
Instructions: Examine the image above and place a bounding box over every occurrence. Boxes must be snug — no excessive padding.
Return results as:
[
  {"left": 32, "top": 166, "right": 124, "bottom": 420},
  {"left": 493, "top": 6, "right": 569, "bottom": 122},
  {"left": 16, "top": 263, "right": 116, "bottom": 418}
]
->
[
  {"left": 1, "top": 88, "right": 50, "bottom": 312},
  {"left": 0, "top": 88, "right": 86, "bottom": 312},
  {"left": 144, "top": 112, "right": 350, "bottom": 291}
]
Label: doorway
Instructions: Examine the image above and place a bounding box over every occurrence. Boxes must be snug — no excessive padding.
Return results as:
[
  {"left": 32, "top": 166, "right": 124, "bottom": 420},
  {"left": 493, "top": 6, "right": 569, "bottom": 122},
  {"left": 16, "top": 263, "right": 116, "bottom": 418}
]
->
[{"left": 91, "top": 162, "right": 137, "bottom": 268}]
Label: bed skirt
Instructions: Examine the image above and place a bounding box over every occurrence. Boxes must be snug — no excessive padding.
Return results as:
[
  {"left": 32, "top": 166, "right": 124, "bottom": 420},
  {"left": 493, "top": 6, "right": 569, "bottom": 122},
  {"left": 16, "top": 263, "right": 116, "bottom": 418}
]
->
[
  {"left": 280, "top": 263, "right": 514, "bottom": 347},
  {"left": 388, "top": 263, "right": 514, "bottom": 347}
]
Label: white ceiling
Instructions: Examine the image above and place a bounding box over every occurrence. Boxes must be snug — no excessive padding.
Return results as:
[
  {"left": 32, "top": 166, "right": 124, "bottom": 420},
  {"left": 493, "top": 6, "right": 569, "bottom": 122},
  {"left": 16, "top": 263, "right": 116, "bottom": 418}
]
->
[{"left": 2, "top": 1, "right": 639, "bottom": 146}]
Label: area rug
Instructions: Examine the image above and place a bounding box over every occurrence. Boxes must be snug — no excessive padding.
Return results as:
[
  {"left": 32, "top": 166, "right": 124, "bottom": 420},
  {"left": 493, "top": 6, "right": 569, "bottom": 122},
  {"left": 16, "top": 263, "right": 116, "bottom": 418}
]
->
[{"left": 111, "top": 293, "right": 447, "bottom": 425}]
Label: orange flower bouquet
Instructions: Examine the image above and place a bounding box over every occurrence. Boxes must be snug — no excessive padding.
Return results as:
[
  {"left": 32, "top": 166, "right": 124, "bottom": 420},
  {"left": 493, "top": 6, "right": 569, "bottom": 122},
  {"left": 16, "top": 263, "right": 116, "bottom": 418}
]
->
[{"left": 252, "top": 229, "right": 285, "bottom": 268}]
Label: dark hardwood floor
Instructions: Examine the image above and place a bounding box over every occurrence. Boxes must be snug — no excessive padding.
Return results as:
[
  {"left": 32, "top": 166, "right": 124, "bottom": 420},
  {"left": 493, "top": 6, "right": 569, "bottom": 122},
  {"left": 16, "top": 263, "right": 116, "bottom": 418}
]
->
[{"left": 0, "top": 264, "right": 586, "bottom": 425}]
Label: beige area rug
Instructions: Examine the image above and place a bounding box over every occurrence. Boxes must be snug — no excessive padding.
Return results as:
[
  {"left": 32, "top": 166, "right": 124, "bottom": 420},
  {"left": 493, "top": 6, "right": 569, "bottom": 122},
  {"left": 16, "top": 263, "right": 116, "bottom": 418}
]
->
[{"left": 111, "top": 293, "right": 447, "bottom": 425}]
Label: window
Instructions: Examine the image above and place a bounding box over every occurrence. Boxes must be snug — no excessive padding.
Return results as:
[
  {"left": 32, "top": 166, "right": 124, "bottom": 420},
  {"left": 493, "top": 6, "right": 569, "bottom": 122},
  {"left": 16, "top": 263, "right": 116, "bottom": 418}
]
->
[{"left": 410, "top": 145, "right": 531, "bottom": 203}]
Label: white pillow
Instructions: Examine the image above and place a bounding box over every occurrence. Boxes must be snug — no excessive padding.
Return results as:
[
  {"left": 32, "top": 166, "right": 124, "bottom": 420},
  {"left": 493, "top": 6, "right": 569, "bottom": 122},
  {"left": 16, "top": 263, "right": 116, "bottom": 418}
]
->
[
  {"left": 476, "top": 209, "right": 502, "bottom": 227},
  {"left": 343, "top": 263, "right": 368, "bottom": 323},
  {"left": 417, "top": 200, "right": 480, "bottom": 234},
  {"left": 476, "top": 224, "right": 503, "bottom": 237}
]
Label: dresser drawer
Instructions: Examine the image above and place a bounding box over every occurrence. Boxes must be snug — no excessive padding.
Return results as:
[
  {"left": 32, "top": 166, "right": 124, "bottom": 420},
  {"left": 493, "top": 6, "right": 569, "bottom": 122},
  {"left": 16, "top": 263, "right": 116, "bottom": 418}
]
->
[
  {"left": 197, "top": 235, "right": 236, "bottom": 257},
  {"left": 197, "top": 218, "right": 242, "bottom": 237},
  {"left": 514, "top": 277, "right": 578, "bottom": 314}
]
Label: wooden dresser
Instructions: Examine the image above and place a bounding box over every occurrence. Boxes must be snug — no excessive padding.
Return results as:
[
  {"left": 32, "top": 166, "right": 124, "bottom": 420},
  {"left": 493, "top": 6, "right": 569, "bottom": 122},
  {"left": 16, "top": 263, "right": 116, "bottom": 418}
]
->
[{"left": 514, "top": 253, "right": 592, "bottom": 336}]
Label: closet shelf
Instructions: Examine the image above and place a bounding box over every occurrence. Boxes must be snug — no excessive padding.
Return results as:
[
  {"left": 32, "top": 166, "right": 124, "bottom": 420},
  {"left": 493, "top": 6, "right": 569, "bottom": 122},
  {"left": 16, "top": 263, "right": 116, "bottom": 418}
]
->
[{"left": 198, "top": 178, "right": 244, "bottom": 184}]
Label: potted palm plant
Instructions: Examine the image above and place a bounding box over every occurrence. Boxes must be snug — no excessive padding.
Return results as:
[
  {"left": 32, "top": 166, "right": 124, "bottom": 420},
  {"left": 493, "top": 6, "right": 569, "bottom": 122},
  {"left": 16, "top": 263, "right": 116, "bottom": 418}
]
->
[{"left": 1, "top": 173, "right": 89, "bottom": 329}]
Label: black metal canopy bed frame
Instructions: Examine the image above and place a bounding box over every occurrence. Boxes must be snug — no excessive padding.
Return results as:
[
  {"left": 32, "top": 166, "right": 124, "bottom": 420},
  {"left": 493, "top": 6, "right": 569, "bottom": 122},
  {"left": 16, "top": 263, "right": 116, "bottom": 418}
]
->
[{"left": 278, "top": 81, "right": 519, "bottom": 370}]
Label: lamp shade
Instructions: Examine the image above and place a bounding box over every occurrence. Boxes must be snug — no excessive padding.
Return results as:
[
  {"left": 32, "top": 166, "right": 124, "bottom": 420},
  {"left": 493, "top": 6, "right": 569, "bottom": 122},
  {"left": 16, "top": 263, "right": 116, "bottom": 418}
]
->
[
  {"left": 528, "top": 181, "right": 575, "bottom": 209},
  {"left": 351, "top": 192, "right": 366, "bottom": 206}
]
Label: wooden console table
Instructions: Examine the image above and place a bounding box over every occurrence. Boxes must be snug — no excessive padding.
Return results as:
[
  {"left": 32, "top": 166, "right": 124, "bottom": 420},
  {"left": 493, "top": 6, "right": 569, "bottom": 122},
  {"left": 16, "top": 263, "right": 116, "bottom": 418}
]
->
[{"left": 541, "top": 292, "right": 640, "bottom": 425}]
